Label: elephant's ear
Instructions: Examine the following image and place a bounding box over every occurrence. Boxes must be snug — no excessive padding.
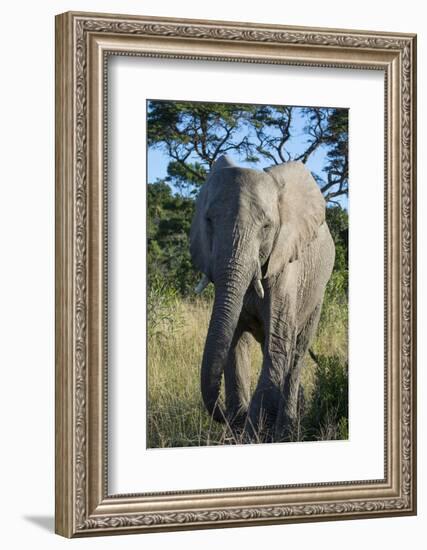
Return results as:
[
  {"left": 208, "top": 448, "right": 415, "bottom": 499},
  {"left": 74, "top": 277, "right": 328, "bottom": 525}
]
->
[
  {"left": 265, "top": 161, "right": 325, "bottom": 277},
  {"left": 190, "top": 155, "right": 236, "bottom": 275}
]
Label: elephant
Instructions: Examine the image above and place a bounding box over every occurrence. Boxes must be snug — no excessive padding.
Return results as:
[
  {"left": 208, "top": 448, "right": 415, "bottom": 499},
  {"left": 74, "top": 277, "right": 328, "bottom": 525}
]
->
[{"left": 190, "top": 155, "right": 335, "bottom": 443}]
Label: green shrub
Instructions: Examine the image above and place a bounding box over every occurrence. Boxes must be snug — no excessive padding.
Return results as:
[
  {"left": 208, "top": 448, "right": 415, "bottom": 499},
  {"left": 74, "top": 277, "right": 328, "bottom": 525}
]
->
[{"left": 303, "top": 354, "right": 348, "bottom": 441}]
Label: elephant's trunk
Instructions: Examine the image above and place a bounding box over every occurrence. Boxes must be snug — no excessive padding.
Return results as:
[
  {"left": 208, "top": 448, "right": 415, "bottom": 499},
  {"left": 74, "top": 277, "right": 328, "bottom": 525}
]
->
[{"left": 201, "top": 254, "right": 254, "bottom": 423}]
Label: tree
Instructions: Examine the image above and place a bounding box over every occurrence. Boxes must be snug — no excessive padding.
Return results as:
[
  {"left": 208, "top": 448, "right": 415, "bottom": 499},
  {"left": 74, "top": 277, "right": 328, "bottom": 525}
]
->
[
  {"left": 147, "top": 180, "right": 197, "bottom": 294},
  {"left": 147, "top": 101, "right": 255, "bottom": 195},
  {"left": 250, "top": 106, "right": 348, "bottom": 203},
  {"left": 319, "top": 109, "right": 349, "bottom": 203},
  {"left": 148, "top": 100, "right": 348, "bottom": 203},
  {"left": 251, "top": 106, "right": 330, "bottom": 165}
]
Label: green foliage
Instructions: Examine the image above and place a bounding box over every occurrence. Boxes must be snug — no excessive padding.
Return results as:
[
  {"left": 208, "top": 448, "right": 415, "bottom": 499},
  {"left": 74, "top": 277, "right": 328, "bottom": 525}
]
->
[
  {"left": 325, "top": 205, "right": 348, "bottom": 298},
  {"left": 166, "top": 160, "right": 207, "bottom": 196},
  {"left": 303, "top": 354, "right": 349, "bottom": 441},
  {"left": 147, "top": 180, "right": 197, "bottom": 295}
]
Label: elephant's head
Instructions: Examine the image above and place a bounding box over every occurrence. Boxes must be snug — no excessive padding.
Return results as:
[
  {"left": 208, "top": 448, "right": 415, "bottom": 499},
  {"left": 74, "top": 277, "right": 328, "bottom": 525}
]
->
[{"left": 190, "top": 155, "right": 325, "bottom": 422}]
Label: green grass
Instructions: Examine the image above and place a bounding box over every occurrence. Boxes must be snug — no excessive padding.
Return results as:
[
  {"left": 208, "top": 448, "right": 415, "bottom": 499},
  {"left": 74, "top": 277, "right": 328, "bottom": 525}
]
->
[{"left": 147, "top": 281, "right": 348, "bottom": 448}]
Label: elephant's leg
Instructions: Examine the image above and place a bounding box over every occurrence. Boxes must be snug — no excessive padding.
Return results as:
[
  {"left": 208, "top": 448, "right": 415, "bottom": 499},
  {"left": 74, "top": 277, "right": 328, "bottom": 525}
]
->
[
  {"left": 224, "top": 325, "right": 252, "bottom": 431},
  {"left": 275, "top": 303, "right": 322, "bottom": 442},
  {"left": 246, "top": 297, "right": 297, "bottom": 443},
  {"left": 244, "top": 354, "right": 285, "bottom": 443}
]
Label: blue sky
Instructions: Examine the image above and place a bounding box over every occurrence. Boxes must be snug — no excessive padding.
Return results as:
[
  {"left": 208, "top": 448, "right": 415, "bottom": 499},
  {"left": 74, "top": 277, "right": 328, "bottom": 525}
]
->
[{"left": 147, "top": 105, "right": 348, "bottom": 209}]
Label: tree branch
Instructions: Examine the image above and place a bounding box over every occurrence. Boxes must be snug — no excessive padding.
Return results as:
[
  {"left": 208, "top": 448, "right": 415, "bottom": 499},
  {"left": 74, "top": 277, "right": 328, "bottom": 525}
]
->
[
  {"left": 168, "top": 147, "right": 205, "bottom": 183},
  {"left": 277, "top": 107, "right": 292, "bottom": 162},
  {"left": 211, "top": 124, "right": 234, "bottom": 161},
  {"left": 294, "top": 109, "right": 327, "bottom": 163}
]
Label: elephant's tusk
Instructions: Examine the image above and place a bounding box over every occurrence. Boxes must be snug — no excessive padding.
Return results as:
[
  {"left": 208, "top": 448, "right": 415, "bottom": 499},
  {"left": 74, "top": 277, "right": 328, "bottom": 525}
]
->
[
  {"left": 254, "top": 279, "right": 264, "bottom": 299},
  {"left": 195, "top": 274, "right": 210, "bottom": 294}
]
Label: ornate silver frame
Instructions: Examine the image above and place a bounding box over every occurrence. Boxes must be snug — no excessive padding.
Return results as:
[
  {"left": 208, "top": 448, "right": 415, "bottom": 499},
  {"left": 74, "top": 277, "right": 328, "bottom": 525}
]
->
[{"left": 55, "top": 11, "right": 417, "bottom": 537}]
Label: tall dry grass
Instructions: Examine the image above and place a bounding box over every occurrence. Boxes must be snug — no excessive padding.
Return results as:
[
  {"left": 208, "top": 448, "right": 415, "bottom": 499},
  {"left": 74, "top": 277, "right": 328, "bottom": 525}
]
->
[{"left": 147, "top": 284, "right": 348, "bottom": 448}]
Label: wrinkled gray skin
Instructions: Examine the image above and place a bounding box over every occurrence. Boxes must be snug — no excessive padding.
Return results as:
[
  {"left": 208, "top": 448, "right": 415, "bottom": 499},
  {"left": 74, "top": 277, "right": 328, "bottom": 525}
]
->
[{"left": 190, "top": 155, "right": 335, "bottom": 442}]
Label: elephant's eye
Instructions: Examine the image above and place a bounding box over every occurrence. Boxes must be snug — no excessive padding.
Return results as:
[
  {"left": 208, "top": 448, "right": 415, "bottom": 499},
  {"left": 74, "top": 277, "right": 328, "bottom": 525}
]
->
[{"left": 262, "top": 223, "right": 270, "bottom": 230}]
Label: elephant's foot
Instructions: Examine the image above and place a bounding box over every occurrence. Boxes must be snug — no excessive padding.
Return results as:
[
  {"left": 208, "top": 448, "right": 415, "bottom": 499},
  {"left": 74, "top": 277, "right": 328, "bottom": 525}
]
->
[
  {"left": 244, "top": 385, "right": 282, "bottom": 443},
  {"left": 275, "top": 405, "right": 304, "bottom": 441},
  {"left": 275, "top": 386, "right": 305, "bottom": 442}
]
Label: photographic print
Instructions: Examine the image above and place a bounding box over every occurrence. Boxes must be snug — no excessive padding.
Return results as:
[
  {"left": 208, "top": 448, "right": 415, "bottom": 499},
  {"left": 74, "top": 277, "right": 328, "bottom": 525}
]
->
[{"left": 147, "top": 100, "right": 349, "bottom": 448}]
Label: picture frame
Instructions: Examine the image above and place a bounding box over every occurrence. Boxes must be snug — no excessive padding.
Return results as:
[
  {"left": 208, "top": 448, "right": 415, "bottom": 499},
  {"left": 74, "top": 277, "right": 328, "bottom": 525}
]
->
[{"left": 55, "top": 11, "right": 417, "bottom": 537}]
